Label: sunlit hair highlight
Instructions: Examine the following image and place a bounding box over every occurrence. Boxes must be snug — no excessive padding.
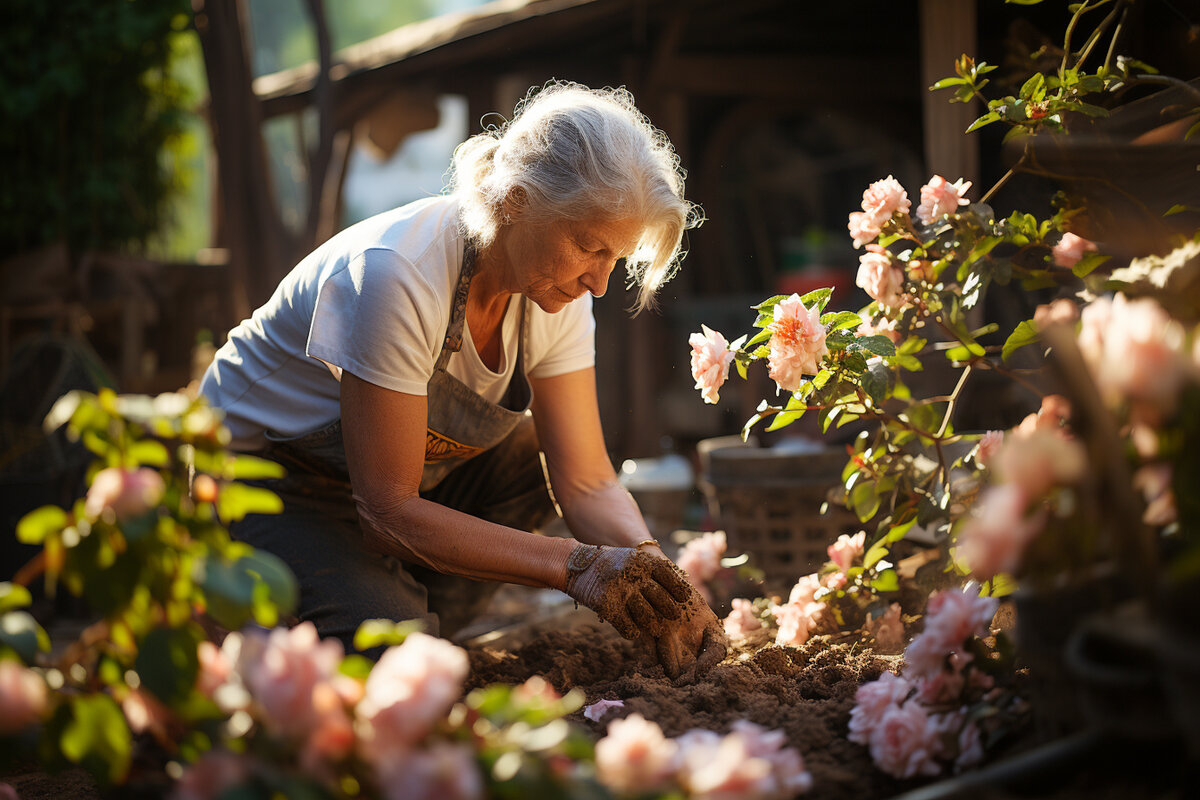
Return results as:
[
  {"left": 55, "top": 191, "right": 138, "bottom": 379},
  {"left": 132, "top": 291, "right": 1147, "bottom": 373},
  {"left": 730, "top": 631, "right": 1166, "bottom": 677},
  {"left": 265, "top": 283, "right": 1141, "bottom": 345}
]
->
[{"left": 448, "top": 81, "right": 701, "bottom": 311}]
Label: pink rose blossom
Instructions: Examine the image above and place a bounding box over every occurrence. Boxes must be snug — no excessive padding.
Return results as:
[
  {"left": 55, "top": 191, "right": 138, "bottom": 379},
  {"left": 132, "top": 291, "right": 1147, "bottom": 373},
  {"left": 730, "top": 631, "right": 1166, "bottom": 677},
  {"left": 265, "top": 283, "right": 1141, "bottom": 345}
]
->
[
  {"left": 723, "top": 598, "right": 764, "bottom": 638},
  {"left": 122, "top": 688, "right": 171, "bottom": 735},
  {"left": 827, "top": 531, "right": 866, "bottom": 573},
  {"left": 823, "top": 571, "right": 848, "bottom": 591},
  {"left": 766, "top": 294, "right": 829, "bottom": 393},
  {"left": 1051, "top": 232, "right": 1097, "bottom": 269},
  {"left": 848, "top": 671, "right": 914, "bottom": 745},
  {"left": 857, "top": 316, "right": 900, "bottom": 343},
  {"left": 856, "top": 251, "right": 906, "bottom": 309},
  {"left": 677, "top": 531, "right": 727, "bottom": 590},
  {"left": 676, "top": 728, "right": 775, "bottom": 799},
  {"left": 375, "top": 742, "right": 483, "bottom": 800},
  {"left": 584, "top": 698, "right": 626, "bottom": 722},
  {"left": 690, "top": 326, "right": 745, "bottom": 405},
  {"left": 916, "top": 667, "right": 966, "bottom": 706},
  {"left": 196, "top": 640, "right": 232, "bottom": 699},
  {"left": 1076, "top": 295, "right": 1112, "bottom": 367},
  {"left": 595, "top": 713, "right": 680, "bottom": 794},
  {"left": 788, "top": 574, "right": 822, "bottom": 607},
  {"left": 774, "top": 600, "right": 825, "bottom": 648},
  {"left": 861, "top": 176, "right": 912, "bottom": 227},
  {"left": 957, "top": 484, "right": 1046, "bottom": 582},
  {"left": 916, "top": 176, "right": 972, "bottom": 225},
  {"left": 728, "top": 720, "right": 814, "bottom": 796},
  {"left": 513, "top": 675, "right": 560, "bottom": 704},
  {"left": 868, "top": 701, "right": 943, "bottom": 779},
  {"left": 0, "top": 660, "right": 48, "bottom": 734},
  {"left": 848, "top": 211, "right": 882, "bottom": 248},
  {"left": 996, "top": 430, "right": 1086, "bottom": 499},
  {"left": 357, "top": 632, "right": 469, "bottom": 762},
  {"left": 974, "top": 430, "right": 1003, "bottom": 468},
  {"left": 234, "top": 622, "right": 345, "bottom": 737},
  {"left": 299, "top": 681, "right": 356, "bottom": 771},
  {"left": 84, "top": 467, "right": 165, "bottom": 521},
  {"left": 1033, "top": 298, "right": 1079, "bottom": 328},
  {"left": 1091, "top": 294, "right": 1188, "bottom": 414},
  {"left": 905, "top": 589, "right": 998, "bottom": 679},
  {"left": 169, "top": 750, "right": 252, "bottom": 800},
  {"left": 868, "top": 603, "right": 906, "bottom": 653}
]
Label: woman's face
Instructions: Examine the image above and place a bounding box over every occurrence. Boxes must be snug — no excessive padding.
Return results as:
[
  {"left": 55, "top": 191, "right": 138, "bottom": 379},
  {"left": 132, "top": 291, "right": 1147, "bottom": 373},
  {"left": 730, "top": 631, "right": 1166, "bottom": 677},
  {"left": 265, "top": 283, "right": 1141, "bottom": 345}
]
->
[{"left": 495, "top": 215, "right": 644, "bottom": 313}]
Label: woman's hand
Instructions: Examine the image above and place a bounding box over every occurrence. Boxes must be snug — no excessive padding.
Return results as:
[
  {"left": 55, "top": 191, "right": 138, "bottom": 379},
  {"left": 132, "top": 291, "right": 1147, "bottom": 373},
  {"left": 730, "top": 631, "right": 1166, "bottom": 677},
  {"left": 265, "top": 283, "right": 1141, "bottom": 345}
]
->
[{"left": 564, "top": 544, "right": 728, "bottom": 680}]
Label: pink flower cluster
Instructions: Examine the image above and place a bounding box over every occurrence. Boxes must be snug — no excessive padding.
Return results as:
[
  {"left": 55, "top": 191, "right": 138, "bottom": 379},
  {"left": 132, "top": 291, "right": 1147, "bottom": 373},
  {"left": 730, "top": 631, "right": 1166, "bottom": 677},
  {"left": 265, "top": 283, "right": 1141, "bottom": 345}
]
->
[
  {"left": 1050, "top": 232, "right": 1097, "bottom": 269},
  {"left": 960, "top": 395, "right": 1088, "bottom": 580},
  {"left": 1078, "top": 293, "right": 1192, "bottom": 420},
  {"left": 767, "top": 294, "right": 830, "bottom": 393},
  {"left": 856, "top": 248, "right": 906, "bottom": 309},
  {"left": 915, "top": 176, "right": 972, "bottom": 225},
  {"left": 771, "top": 573, "right": 829, "bottom": 648},
  {"left": 848, "top": 176, "right": 910, "bottom": 248},
  {"left": 827, "top": 531, "right": 865, "bottom": 573},
  {"left": 690, "top": 325, "right": 746, "bottom": 405},
  {"left": 186, "top": 625, "right": 481, "bottom": 800},
  {"left": 723, "top": 597, "right": 764, "bottom": 639},
  {"left": 596, "top": 713, "right": 812, "bottom": 798},
  {"left": 677, "top": 531, "right": 727, "bottom": 604},
  {"left": 85, "top": 466, "right": 165, "bottom": 521},
  {"left": 848, "top": 588, "right": 997, "bottom": 779}
]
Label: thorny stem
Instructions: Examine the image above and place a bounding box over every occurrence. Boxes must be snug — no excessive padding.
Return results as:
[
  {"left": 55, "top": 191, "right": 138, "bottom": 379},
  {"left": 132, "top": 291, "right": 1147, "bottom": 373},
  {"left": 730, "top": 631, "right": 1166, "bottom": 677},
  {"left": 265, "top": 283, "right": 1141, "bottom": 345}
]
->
[
  {"left": 1074, "top": 0, "right": 1126, "bottom": 75},
  {"left": 979, "top": 150, "right": 1026, "bottom": 206},
  {"left": 1130, "top": 73, "right": 1200, "bottom": 104}
]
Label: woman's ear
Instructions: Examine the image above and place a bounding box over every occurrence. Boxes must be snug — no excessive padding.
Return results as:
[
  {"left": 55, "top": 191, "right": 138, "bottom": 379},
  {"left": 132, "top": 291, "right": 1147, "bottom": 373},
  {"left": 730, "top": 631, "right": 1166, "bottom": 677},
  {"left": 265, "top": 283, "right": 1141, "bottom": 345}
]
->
[{"left": 501, "top": 186, "right": 528, "bottom": 224}]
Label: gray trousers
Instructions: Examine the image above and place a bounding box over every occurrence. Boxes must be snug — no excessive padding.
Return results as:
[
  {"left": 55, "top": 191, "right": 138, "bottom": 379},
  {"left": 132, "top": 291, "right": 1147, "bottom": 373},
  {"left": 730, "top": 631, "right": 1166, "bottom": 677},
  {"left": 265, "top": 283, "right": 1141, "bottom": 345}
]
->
[{"left": 231, "top": 416, "right": 558, "bottom": 656}]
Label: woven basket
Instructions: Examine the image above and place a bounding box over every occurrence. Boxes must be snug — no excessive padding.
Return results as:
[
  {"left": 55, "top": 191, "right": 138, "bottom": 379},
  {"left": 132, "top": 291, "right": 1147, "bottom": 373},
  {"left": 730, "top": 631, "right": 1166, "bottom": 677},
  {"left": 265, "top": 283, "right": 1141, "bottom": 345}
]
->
[{"left": 699, "top": 444, "right": 860, "bottom": 593}]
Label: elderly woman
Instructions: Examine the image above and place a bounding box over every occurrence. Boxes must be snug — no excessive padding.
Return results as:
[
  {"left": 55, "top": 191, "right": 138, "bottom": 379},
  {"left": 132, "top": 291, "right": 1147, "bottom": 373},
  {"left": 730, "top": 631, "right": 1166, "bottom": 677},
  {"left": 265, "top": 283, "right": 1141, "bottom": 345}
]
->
[{"left": 200, "top": 82, "right": 724, "bottom": 679}]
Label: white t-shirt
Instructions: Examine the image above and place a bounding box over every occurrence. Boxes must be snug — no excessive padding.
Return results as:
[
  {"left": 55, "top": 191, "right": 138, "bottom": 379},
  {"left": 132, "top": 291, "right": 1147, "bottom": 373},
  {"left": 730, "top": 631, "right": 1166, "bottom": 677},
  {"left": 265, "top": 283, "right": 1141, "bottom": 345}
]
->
[{"left": 200, "top": 196, "right": 596, "bottom": 450}]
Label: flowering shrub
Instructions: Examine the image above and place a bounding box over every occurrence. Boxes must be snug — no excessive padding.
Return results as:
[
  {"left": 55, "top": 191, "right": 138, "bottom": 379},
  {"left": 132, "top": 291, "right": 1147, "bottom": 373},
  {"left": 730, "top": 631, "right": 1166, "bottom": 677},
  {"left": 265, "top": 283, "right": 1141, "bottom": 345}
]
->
[
  {"left": 691, "top": 0, "right": 1199, "bottom": 778},
  {"left": 847, "top": 587, "right": 1020, "bottom": 780}
]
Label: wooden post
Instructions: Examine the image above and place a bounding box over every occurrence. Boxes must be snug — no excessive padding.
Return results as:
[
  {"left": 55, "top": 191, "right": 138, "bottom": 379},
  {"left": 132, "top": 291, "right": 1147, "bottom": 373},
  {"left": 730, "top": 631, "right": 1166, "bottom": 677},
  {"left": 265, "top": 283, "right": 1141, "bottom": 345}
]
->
[{"left": 919, "top": 0, "right": 979, "bottom": 186}]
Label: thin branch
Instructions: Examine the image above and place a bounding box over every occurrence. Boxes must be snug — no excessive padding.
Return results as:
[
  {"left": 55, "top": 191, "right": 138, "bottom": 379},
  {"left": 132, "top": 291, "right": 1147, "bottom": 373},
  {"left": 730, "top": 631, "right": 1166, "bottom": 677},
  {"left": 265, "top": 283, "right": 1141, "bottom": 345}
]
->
[{"left": 936, "top": 363, "right": 975, "bottom": 439}]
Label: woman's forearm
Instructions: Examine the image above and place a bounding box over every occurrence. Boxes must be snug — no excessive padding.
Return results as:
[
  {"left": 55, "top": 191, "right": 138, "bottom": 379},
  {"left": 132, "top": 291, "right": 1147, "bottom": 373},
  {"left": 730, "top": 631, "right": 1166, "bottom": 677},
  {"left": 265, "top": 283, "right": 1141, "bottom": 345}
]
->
[
  {"left": 558, "top": 480, "right": 656, "bottom": 549},
  {"left": 354, "top": 493, "right": 576, "bottom": 590}
]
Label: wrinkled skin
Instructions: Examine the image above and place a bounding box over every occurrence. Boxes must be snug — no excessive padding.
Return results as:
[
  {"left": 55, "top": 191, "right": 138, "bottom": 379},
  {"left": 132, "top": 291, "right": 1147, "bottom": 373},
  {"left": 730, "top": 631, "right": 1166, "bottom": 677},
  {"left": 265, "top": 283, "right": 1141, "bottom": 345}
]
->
[{"left": 565, "top": 545, "right": 728, "bottom": 680}]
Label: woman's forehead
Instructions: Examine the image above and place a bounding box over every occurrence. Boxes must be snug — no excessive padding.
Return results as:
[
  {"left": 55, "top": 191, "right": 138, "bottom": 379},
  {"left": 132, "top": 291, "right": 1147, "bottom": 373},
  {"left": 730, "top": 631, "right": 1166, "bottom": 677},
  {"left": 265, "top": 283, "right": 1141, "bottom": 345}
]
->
[{"left": 568, "top": 217, "right": 644, "bottom": 253}]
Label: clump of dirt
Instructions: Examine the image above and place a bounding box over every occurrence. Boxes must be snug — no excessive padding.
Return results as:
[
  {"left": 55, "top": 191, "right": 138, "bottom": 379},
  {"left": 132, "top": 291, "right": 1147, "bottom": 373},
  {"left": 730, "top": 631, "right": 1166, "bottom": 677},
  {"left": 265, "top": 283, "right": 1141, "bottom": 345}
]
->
[{"left": 467, "top": 620, "right": 918, "bottom": 800}]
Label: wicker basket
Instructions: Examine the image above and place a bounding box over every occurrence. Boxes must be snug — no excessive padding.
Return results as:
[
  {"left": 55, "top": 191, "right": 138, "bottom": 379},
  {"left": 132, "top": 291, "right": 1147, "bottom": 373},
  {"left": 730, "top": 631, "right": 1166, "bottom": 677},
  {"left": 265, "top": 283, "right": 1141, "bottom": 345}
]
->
[{"left": 699, "top": 443, "right": 860, "bottom": 593}]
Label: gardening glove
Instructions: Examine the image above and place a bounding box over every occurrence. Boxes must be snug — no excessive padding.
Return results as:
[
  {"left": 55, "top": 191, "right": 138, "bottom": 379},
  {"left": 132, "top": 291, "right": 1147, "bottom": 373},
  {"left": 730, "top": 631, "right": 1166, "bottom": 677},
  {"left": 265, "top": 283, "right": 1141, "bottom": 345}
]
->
[
  {"left": 564, "top": 544, "right": 691, "bottom": 640},
  {"left": 655, "top": 593, "right": 728, "bottom": 683}
]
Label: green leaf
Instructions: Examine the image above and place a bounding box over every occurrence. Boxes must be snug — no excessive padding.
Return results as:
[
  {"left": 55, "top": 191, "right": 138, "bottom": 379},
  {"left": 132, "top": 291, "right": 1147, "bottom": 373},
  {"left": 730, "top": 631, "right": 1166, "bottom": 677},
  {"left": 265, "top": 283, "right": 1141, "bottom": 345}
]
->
[
  {"left": 354, "top": 618, "right": 425, "bottom": 653},
  {"left": 129, "top": 440, "right": 169, "bottom": 468},
  {"left": 962, "top": 235, "right": 1003, "bottom": 272},
  {"left": 16, "top": 505, "right": 68, "bottom": 544},
  {"left": 980, "top": 573, "right": 1018, "bottom": 597},
  {"left": 43, "top": 391, "right": 86, "bottom": 433},
  {"left": 850, "top": 481, "right": 880, "bottom": 522},
  {"left": 863, "top": 542, "right": 889, "bottom": 570},
  {"left": 868, "top": 569, "right": 900, "bottom": 592},
  {"left": 1187, "top": 118, "right": 1200, "bottom": 140},
  {"left": 821, "top": 310, "right": 864, "bottom": 332},
  {"left": 216, "top": 483, "right": 283, "bottom": 523},
  {"left": 930, "top": 77, "right": 967, "bottom": 90},
  {"left": 1002, "top": 319, "right": 1041, "bottom": 362},
  {"left": 339, "top": 654, "right": 374, "bottom": 680},
  {"left": 1072, "top": 251, "right": 1110, "bottom": 277},
  {"left": 1019, "top": 72, "right": 1045, "bottom": 100},
  {"left": 1164, "top": 204, "right": 1191, "bottom": 216},
  {"left": 60, "top": 694, "right": 132, "bottom": 784},
  {"left": 856, "top": 335, "right": 898, "bottom": 358},
  {"left": 230, "top": 454, "right": 286, "bottom": 481},
  {"left": 0, "top": 582, "right": 33, "bottom": 614},
  {"left": 945, "top": 342, "right": 986, "bottom": 362},
  {"left": 136, "top": 625, "right": 203, "bottom": 706},
  {"left": 965, "top": 111, "right": 1001, "bottom": 133},
  {"left": 765, "top": 408, "right": 806, "bottom": 432},
  {"left": 0, "top": 610, "right": 51, "bottom": 662},
  {"left": 799, "top": 287, "right": 834, "bottom": 312}
]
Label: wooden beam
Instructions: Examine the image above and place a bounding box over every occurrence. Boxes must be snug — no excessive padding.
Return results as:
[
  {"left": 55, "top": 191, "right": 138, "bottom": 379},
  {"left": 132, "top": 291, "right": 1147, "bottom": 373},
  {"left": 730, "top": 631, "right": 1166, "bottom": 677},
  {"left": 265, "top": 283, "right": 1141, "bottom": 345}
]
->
[{"left": 654, "top": 55, "right": 913, "bottom": 101}]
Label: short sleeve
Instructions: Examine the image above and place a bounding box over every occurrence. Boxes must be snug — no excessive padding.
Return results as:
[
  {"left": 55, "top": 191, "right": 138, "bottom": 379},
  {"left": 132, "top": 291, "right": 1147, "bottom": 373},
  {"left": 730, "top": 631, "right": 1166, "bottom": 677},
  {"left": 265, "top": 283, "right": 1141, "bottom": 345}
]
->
[
  {"left": 527, "top": 293, "right": 596, "bottom": 378},
  {"left": 306, "top": 248, "right": 444, "bottom": 395}
]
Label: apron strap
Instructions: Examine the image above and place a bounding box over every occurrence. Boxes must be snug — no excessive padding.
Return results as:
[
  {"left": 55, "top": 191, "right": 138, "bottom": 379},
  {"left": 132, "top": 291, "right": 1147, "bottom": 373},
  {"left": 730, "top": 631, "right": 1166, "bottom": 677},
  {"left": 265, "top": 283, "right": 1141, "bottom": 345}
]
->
[{"left": 435, "top": 242, "right": 477, "bottom": 371}]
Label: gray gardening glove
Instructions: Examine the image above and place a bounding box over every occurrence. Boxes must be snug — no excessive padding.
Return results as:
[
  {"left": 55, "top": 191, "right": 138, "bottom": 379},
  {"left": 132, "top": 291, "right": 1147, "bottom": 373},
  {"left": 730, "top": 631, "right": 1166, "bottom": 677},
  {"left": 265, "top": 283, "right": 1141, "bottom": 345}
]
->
[{"left": 564, "top": 544, "right": 728, "bottom": 680}]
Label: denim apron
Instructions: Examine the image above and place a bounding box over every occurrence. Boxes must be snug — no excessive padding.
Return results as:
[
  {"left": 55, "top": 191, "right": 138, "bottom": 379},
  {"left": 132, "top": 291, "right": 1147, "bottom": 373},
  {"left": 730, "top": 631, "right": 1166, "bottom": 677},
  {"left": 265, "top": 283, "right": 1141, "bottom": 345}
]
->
[{"left": 236, "top": 243, "right": 555, "bottom": 650}]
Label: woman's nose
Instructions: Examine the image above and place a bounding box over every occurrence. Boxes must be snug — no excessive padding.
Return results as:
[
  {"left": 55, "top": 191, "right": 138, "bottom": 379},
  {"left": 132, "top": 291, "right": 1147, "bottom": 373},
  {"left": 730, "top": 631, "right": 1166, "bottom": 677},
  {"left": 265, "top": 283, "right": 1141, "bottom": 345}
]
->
[{"left": 581, "top": 261, "right": 613, "bottom": 298}]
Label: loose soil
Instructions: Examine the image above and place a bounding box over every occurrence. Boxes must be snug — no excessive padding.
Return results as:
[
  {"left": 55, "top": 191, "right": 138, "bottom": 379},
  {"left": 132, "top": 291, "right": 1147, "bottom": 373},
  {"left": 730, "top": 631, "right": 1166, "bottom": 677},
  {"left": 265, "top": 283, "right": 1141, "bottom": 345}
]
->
[{"left": 467, "top": 615, "right": 913, "bottom": 800}]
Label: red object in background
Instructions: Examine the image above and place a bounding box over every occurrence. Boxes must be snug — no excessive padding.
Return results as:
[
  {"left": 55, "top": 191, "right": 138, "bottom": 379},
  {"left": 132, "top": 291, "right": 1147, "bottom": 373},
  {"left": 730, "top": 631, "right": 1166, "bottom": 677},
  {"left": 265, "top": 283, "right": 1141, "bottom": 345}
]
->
[{"left": 776, "top": 266, "right": 853, "bottom": 307}]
